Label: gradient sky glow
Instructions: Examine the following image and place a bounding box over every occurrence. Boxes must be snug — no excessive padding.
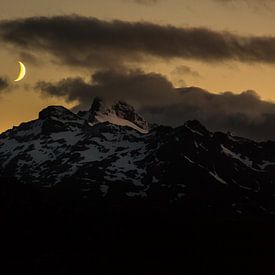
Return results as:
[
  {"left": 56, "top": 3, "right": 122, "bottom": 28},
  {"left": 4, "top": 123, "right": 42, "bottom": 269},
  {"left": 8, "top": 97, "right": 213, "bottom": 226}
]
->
[{"left": 1, "top": 0, "right": 275, "bottom": 133}]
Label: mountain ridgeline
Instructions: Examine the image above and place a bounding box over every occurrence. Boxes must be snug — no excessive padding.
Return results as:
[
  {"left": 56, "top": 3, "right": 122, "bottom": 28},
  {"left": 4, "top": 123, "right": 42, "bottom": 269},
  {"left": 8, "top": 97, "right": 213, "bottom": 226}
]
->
[
  {"left": 2, "top": 98, "right": 275, "bottom": 274},
  {"left": 1, "top": 97, "right": 275, "bottom": 216}
]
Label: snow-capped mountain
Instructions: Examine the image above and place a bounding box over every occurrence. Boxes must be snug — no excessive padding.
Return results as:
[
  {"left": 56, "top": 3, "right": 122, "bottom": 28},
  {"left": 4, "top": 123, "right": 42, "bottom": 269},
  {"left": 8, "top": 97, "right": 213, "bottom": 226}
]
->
[
  {"left": 1, "top": 98, "right": 275, "bottom": 216},
  {"left": 78, "top": 97, "right": 149, "bottom": 133}
]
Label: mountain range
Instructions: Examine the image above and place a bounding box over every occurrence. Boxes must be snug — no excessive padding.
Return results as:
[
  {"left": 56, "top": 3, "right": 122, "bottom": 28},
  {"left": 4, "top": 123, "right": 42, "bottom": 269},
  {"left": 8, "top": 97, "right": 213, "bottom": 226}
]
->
[
  {"left": 2, "top": 98, "right": 275, "bottom": 274},
  {"left": 1, "top": 97, "right": 275, "bottom": 217}
]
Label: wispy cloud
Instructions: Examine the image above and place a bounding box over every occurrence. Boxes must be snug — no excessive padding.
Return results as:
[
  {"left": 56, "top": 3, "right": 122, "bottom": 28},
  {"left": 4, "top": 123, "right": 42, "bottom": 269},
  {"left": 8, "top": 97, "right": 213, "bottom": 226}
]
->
[
  {"left": 214, "top": 0, "right": 275, "bottom": 8},
  {"left": 171, "top": 65, "right": 201, "bottom": 78}
]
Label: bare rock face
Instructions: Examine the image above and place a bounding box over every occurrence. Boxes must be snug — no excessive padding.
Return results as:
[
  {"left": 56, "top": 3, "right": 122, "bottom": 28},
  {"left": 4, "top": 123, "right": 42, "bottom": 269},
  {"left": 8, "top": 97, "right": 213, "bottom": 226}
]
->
[{"left": 78, "top": 97, "right": 149, "bottom": 133}]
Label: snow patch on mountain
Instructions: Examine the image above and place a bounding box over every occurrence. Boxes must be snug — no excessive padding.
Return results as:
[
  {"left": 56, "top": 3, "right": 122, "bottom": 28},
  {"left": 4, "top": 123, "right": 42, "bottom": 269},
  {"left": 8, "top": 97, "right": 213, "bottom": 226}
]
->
[
  {"left": 79, "top": 98, "right": 149, "bottom": 133},
  {"left": 221, "top": 145, "right": 254, "bottom": 168},
  {"left": 92, "top": 112, "right": 148, "bottom": 134}
]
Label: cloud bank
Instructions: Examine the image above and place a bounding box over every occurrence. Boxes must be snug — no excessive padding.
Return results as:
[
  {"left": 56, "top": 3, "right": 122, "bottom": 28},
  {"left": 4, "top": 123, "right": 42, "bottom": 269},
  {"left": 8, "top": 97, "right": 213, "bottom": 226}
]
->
[
  {"left": 36, "top": 70, "right": 275, "bottom": 141},
  {"left": 2, "top": 16, "right": 275, "bottom": 69}
]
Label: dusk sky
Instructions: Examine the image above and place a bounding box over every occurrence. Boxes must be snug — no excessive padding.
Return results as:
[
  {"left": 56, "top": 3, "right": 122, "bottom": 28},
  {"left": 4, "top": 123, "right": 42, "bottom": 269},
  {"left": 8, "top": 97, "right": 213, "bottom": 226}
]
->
[{"left": 2, "top": 0, "right": 275, "bottom": 139}]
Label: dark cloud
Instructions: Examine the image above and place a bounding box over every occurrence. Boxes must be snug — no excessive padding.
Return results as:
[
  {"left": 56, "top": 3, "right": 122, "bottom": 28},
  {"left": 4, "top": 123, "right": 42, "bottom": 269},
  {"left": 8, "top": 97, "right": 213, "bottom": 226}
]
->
[
  {"left": 0, "top": 77, "right": 9, "bottom": 92},
  {"left": 36, "top": 69, "right": 275, "bottom": 141},
  {"left": 36, "top": 69, "right": 176, "bottom": 109},
  {"left": 2, "top": 16, "right": 275, "bottom": 68},
  {"left": 142, "top": 88, "right": 275, "bottom": 141},
  {"left": 171, "top": 65, "right": 201, "bottom": 78}
]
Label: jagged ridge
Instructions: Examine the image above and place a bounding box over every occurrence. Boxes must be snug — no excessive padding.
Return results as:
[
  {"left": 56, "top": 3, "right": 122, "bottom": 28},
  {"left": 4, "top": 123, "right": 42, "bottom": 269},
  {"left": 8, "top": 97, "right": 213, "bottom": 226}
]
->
[{"left": 1, "top": 98, "right": 275, "bottom": 216}]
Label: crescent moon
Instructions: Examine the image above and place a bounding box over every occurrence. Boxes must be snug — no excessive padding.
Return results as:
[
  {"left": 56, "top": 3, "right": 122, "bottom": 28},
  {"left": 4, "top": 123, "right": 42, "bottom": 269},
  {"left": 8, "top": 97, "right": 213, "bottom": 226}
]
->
[{"left": 14, "top": 61, "right": 26, "bottom": 82}]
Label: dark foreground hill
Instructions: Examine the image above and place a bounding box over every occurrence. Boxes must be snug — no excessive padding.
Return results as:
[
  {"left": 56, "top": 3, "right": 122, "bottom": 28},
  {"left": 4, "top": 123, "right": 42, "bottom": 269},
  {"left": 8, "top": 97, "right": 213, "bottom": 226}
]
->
[{"left": 1, "top": 98, "right": 275, "bottom": 274}]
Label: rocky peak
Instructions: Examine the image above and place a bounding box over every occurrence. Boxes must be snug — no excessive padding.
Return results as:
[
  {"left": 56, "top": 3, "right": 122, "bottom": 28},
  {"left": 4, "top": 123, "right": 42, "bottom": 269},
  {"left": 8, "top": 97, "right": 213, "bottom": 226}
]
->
[
  {"left": 90, "top": 97, "right": 103, "bottom": 113},
  {"left": 113, "top": 101, "right": 148, "bottom": 130},
  {"left": 37, "top": 106, "right": 85, "bottom": 135},
  {"left": 184, "top": 120, "right": 210, "bottom": 136},
  {"left": 79, "top": 98, "right": 149, "bottom": 133},
  {"left": 39, "top": 106, "right": 80, "bottom": 122}
]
